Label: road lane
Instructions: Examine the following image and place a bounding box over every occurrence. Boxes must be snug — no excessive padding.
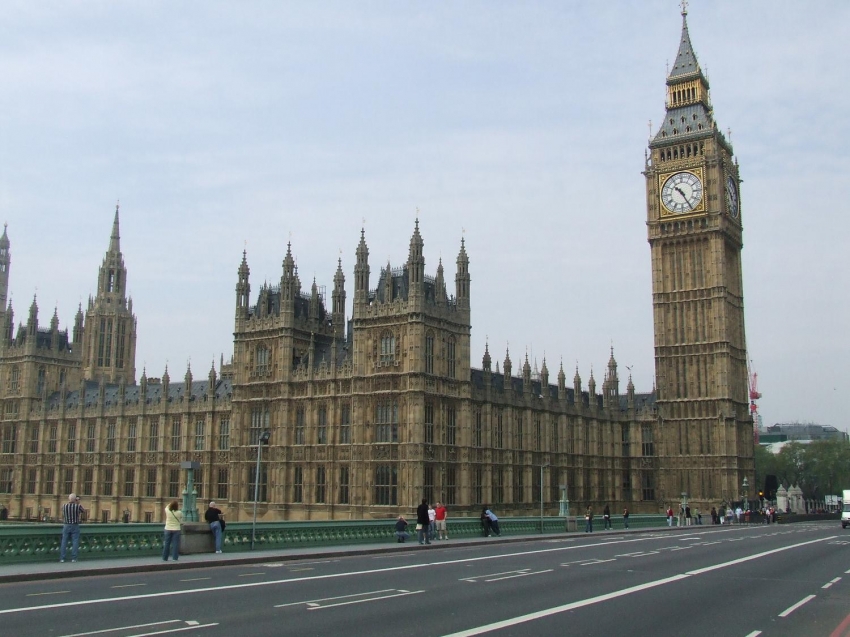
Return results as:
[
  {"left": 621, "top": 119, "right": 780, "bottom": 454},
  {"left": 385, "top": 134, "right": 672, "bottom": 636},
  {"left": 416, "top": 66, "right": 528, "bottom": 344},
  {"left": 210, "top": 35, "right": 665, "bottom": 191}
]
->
[{"left": 0, "top": 523, "right": 843, "bottom": 637}]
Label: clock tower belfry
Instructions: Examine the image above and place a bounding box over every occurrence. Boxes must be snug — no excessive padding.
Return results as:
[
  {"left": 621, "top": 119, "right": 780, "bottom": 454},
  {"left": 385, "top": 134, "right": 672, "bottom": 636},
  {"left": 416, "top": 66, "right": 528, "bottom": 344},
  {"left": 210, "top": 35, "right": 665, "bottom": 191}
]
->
[{"left": 645, "top": 5, "right": 753, "bottom": 508}]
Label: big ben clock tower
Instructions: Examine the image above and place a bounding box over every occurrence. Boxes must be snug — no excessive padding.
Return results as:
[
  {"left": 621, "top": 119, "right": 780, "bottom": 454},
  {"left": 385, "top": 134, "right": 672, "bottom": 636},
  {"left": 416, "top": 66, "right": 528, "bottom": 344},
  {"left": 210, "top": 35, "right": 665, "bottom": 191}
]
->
[{"left": 645, "top": 4, "right": 753, "bottom": 508}]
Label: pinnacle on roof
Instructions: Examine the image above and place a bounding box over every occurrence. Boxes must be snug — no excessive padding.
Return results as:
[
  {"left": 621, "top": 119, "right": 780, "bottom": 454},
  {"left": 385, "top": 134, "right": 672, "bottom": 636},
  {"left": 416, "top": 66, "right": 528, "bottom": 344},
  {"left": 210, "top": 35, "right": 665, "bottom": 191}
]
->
[
  {"left": 0, "top": 223, "right": 8, "bottom": 249},
  {"left": 668, "top": 3, "right": 704, "bottom": 83},
  {"left": 109, "top": 202, "right": 121, "bottom": 254}
]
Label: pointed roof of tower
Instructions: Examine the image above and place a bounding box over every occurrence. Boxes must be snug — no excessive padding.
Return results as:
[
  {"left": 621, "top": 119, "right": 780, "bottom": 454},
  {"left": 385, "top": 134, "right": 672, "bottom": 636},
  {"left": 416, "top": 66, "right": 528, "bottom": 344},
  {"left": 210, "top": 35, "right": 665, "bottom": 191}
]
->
[
  {"left": 0, "top": 223, "right": 9, "bottom": 249},
  {"left": 334, "top": 257, "right": 345, "bottom": 284},
  {"left": 409, "top": 217, "right": 423, "bottom": 253},
  {"left": 109, "top": 203, "right": 121, "bottom": 254},
  {"left": 457, "top": 236, "right": 468, "bottom": 265},
  {"left": 356, "top": 228, "right": 369, "bottom": 261},
  {"left": 668, "top": 4, "right": 704, "bottom": 82},
  {"left": 482, "top": 340, "right": 491, "bottom": 370}
]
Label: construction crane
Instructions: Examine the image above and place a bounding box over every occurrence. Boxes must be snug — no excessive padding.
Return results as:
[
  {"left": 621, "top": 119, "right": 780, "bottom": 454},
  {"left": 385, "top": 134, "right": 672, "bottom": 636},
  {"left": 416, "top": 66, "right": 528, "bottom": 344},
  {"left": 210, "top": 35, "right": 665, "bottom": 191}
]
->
[{"left": 748, "top": 360, "right": 762, "bottom": 443}]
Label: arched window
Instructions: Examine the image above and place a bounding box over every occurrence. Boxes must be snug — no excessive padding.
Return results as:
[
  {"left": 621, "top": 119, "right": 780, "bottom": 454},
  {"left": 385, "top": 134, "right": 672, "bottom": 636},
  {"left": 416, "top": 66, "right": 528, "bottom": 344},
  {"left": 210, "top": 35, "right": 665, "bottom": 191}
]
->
[{"left": 256, "top": 345, "right": 270, "bottom": 373}]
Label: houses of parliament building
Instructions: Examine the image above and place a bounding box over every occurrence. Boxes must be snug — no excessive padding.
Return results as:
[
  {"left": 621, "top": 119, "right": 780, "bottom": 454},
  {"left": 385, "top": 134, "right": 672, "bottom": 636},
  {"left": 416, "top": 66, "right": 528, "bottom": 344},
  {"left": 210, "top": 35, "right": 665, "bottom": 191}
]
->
[{"left": 0, "top": 8, "right": 754, "bottom": 523}]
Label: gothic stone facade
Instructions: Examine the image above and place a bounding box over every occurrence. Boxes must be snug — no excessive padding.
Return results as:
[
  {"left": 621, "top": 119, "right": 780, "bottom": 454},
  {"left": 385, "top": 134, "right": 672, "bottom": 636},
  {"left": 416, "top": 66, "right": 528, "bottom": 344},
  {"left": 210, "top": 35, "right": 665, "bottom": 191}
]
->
[{"left": 0, "top": 10, "right": 752, "bottom": 523}]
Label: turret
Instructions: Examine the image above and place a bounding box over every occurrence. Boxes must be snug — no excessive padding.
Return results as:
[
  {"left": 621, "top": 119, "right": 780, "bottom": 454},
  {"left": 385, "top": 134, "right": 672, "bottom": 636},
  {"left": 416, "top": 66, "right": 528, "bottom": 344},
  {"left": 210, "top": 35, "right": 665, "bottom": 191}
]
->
[
  {"left": 573, "top": 366, "right": 582, "bottom": 405},
  {"left": 435, "top": 259, "right": 446, "bottom": 304},
  {"left": 207, "top": 360, "right": 217, "bottom": 399},
  {"left": 354, "top": 229, "right": 370, "bottom": 305},
  {"left": 309, "top": 278, "right": 320, "bottom": 321},
  {"left": 184, "top": 362, "right": 193, "bottom": 401},
  {"left": 236, "top": 250, "right": 251, "bottom": 318},
  {"left": 0, "top": 224, "right": 10, "bottom": 315},
  {"left": 27, "top": 295, "right": 38, "bottom": 338},
  {"left": 4, "top": 301, "right": 14, "bottom": 347},
  {"left": 407, "top": 218, "right": 425, "bottom": 295},
  {"left": 503, "top": 347, "right": 512, "bottom": 390},
  {"left": 482, "top": 341, "right": 492, "bottom": 372},
  {"left": 50, "top": 307, "right": 60, "bottom": 349},
  {"left": 588, "top": 369, "right": 597, "bottom": 409},
  {"left": 331, "top": 258, "right": 346, "bottom": 338},
  {"left": 73, "top": 303, "right": 84, "bottom": 345},
  {"left": 455, "top": 237, "right": 470, "bottom": 309},
  {"left": 558, "top": 360, "right": 566, "bottom": 400},
  {"left": 522, "top": 354, "right": 532, "bottom": 393},
  {"left": 162, "top": 365, "right": 170, "bottom": 401},
  {"left": 540, "top": 357, "right": 549, "bottom": 388}
]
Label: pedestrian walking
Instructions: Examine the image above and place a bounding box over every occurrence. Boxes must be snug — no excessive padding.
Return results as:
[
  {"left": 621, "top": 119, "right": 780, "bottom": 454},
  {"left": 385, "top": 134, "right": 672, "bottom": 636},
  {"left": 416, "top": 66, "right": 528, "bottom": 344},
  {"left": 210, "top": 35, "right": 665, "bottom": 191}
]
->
[
  {"left": 603, "top": 504, "right": 612, "bottom": 530},
  {"left": 623, "top": 507, "right": 630, "bottom": 529},
  {"left": 710, "top": 506, "right": 717, "bottom": 525},
  {"left": 59, "top": 493, "right": 84, "bottom": 563},
  {"left": 435, "top": 502, "right": 448, "bottom": 540},
  {"left": 666, "top": 506, "right": 674, "bottom": 527},
  {"left": 416, "top": 499, "right": 431, "bottom": 545},
  {"left": 585, "top": 506, "right": 594, "bottom": 533},
  {"left": 204, "top": 501, "right": 225, "bottom": 554},
  {"left": 685, "top": 505, "right": 692, "bottom": 526},
  {"left": 162, "top": 500, "right": 183, "bottom": 561}
]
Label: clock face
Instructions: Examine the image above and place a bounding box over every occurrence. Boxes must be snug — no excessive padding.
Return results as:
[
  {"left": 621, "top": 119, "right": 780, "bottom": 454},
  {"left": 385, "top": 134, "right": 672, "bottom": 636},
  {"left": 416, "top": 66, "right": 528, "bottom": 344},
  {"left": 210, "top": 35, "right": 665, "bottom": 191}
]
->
[
  {"left": 660, "top": 171, "right": 703, "bottom": 214},
  {"left": 725, "top": 176, "right": 739, "bottom": 218}
]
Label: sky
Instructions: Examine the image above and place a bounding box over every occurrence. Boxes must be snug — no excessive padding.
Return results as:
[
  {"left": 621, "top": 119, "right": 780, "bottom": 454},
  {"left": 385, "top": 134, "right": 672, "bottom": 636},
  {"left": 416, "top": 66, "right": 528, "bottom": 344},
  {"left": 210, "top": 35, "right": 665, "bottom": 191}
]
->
[{"left": 0, "top": 1, "right": 847, "bottom": 430}]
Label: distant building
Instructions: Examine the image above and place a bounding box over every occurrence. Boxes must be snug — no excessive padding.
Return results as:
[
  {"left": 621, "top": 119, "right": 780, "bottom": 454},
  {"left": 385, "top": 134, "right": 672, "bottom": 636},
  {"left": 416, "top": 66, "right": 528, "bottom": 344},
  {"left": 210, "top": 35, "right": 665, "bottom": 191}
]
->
[{"left": 759, "top": 423, "right": 848, "bottom": 446}]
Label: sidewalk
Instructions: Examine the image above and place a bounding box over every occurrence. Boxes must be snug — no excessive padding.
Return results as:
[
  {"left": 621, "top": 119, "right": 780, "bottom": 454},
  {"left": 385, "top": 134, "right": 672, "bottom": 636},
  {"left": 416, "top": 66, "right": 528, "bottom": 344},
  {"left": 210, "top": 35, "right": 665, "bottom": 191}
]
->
[{"left": 0, "top": 525, "right": 673, "bottom": 584}]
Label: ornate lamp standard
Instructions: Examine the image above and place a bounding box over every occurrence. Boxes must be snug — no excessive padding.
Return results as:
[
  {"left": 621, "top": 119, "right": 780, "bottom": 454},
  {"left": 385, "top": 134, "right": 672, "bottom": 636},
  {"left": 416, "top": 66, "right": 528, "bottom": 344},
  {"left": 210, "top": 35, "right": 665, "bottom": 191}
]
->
[
  {"left": 742, "top": 477, "right": 749, "bottom": 512},
  {"left": 251, "top": 430, "right": 271, "bottom": 550}
]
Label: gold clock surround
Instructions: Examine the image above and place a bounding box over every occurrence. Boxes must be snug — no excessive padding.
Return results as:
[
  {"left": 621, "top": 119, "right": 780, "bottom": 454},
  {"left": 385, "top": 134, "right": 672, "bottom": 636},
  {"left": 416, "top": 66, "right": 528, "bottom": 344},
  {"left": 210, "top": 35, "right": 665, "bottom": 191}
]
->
[{"left": 658, "top": 167, "right": 706, "bottom": 218}]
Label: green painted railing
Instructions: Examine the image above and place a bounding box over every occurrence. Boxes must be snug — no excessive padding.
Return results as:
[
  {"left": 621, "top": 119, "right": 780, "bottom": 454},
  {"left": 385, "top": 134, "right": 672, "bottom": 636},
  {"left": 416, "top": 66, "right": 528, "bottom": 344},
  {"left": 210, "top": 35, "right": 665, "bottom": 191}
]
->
[{"left": 0, "top": 515, "right": 669, "bottom": 565}]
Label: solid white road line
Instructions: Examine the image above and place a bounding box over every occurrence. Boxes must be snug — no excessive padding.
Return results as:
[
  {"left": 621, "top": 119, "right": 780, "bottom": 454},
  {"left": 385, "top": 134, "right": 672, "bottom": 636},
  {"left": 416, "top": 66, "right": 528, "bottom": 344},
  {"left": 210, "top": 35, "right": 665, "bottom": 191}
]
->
[
  {"left": 778, "top": 594, "right": 816, "bottom": 618},
  {"left": 58, "top": 620, "right": 183, "bottom": 637},
  {"left": 440, "top": 536, "right": 835, "bottom": 637},
  {"left": 111, "top": 584, "right": 147, "bottom": 589},
  {"left": 179, "top": 578, "right": 211, "bottom": 582},
  {"left": 26, "top": 591, "right": 70, "bottom": 597}
]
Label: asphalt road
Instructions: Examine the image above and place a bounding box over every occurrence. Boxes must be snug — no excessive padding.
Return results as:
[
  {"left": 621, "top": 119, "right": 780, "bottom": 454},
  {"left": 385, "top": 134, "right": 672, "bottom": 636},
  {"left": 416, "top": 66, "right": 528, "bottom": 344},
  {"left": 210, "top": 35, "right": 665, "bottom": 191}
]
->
[{"left": 1, "top": 522, "right": 847, "bottom": 637}]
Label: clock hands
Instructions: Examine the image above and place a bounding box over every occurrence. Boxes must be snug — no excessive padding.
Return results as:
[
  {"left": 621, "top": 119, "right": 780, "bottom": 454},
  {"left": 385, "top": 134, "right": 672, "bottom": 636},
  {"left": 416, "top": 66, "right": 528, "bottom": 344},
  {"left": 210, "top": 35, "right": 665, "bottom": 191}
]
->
[{"left": 674, "top": 185, "right": 692, "bottom": 210}]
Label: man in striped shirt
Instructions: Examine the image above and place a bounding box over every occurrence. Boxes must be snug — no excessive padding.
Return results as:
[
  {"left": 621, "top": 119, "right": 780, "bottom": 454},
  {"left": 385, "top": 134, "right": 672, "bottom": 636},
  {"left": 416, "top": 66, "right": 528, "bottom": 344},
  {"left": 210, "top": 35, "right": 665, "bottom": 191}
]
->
[{"left": 60, "top": 493, "right": 84, "bottom": 563}]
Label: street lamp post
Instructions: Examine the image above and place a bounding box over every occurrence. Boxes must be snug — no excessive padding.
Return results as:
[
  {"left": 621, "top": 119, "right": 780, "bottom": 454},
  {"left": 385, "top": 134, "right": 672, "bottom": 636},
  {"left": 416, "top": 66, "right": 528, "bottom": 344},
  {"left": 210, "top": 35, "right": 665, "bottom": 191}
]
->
[
  {"left": 251, "top": 430, "right": 271, "bottom": 550},
  {"left": 540, "top": 464, "right": 549, "bottom": 534},
  {"left": 742, "top": 477, "right": 749, "bottom": 513}
]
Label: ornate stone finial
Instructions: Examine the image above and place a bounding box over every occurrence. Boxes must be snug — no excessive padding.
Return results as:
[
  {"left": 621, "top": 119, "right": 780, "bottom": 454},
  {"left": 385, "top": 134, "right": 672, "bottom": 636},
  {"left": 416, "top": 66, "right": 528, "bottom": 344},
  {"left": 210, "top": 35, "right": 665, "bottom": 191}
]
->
[{"left": 680, "top": 0, "right": 688, "bottom": 16}]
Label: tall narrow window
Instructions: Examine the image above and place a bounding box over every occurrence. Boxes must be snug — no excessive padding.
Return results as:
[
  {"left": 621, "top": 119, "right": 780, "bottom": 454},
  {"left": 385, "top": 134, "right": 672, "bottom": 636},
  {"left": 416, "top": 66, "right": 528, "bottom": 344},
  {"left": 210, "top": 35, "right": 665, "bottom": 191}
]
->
[
  {"left": 127, "top": 420, "right": 137, "bottom": 452},
  {"left": 473, "top": 409, "right": 482, "bottom": 447},
  {"left": 515, "top": 413, "right": 524, "bottom": 451},
  {"left": 641, "top": 471, "right": 655, "bottom": 501},
  {"left": 148, "top": 417, "right": 159, "bottom": 452},
  {"left": 316, "top": 466, "right": 326, "bottom": 503},
  {"left": 317, "top": 406, "right": 327, "bottom": 444},
  {"left": 1, "top": 424, "right": 16, "bottom": 454},
  {"left": 621, "top": 424, "right": 630, "bottom": 457},
  {"left": 339, "top": 466, "right": 350, "bottom": 504},
  {"left": 63, "top": 467, "right": 74, "bottom": 494},
  {"left": 26, "top": 468, "right": 37, "bottom": 494},
  {"left": 424, "top": 464, "right": 435, "bottom": 505},
  {"left": 424, "top": 402, "right": 434, "bottom": 444},
  {"left": 30, "top": 425, "right": 38, "bottom": 453},
  {"left": 45, "top": 468, "right": 56, "bottom": 495},
  {"left": 513, "top": 466, "right": 524, "bottom": 503},
  {"left": 495, "top": 411, "right": 503, "bottom": 448},
  {"left": 374, "top": 465, "right": 398, "bottom": 505},
  {"left": 641, "top": 424, "right": 654, "bottom": 456},
  {"left": 255, "top": 346, "right": 270, "bottom": 373},
  {"left": 424, "top": 332, "right": 435, "bottom": 374},
  {"left": 218, "top": 418, "right": 230, "bottom": 450},
  {"left": 534, "top": 415, "right": 542, "bottom": 451},
  {"left": 66, "top": 423, "right": 77, "bottom": 453},
  {"left": 217, "top": 469, "right": 228, "bottom": 499},
  {"left": 170, "top": 417, "right": 182, "bottom": 451},
  {"left": 195, "top": 418, "right": 205, "bottom": 451},
  {"left": 446, "top": 465, "right": 457, "bottom": 505},
  {"left": 146, "top": 468, "right": 157, "bottom": 497},
  {"left": 375, "top": 401, "right": 398, "bottom": 443},
  {"left": 339, "top": 404, "right": 351, "bottom": 444},
  {"left": 295, "top": 407, "right": 305, "bottom": 445},
  {"left": 85, "top": 421, "right": 96, "bottom": 453},
  {"left": 106, "top": 421, "right": 117, "bottom": 452},
  {"left": 293, "top": 466, "right": 303, "bottom": 503},
  {"left": 82, "top": 468, "right": 93, "bottom": 496},
  {"left": 493, "top": 468, "right": 504, "bottom": 504},
  {"left": 446, "top": 337, "right": 456, "bottom": 378},
  {"left": 9, "top": 366, "right": 19, "bottom": 393},
  {"left": 0, "top": 468, "right": 13, "bottom": 493},
  {"left": 36, "top": 367, "right": 45, "bottom": 395},
  {"left": 124, "top": 469, "right": 135, "bottom": 497},
  {"left": 48, "top": 425, "right": 57, "bottom": 453},
  {"left": 101, "top": 468, "right": 113, "bottom": 496},
  {"left": 116, "top": 321, "right": 126, "bottom": 369},
  {"left": 446, "top": 406, "right": 456, "bottom": 446},
  {"left": 168, "top": 469, "right": 179, "bottom": 498},
  {"left": 473, "top": 466, "right": 483, "bottom": 504}
]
